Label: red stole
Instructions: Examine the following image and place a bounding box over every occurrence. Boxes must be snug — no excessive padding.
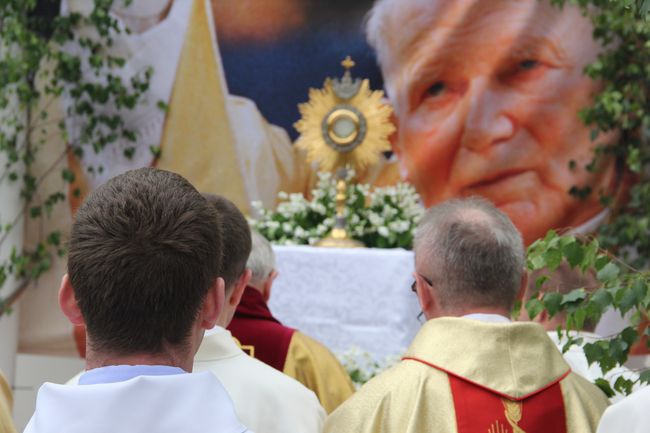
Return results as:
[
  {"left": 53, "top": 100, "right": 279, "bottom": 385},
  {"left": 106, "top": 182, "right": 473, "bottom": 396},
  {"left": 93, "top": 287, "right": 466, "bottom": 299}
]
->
[
  {"left": 404, "top": 357, "right": 569, "bottom": 433},
  {"left": 228, "top": 287, "right": 295, "bottom": 371}
]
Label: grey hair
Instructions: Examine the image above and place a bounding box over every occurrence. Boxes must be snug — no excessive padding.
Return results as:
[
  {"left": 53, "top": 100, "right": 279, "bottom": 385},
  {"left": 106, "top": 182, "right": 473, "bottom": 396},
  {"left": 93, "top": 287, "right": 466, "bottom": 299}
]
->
[
  {"left": 247, "top": 229, "right": 276, "bottom": 285},
  {"left": 414, "top": 197, "right": 525, "bottom": 312}
]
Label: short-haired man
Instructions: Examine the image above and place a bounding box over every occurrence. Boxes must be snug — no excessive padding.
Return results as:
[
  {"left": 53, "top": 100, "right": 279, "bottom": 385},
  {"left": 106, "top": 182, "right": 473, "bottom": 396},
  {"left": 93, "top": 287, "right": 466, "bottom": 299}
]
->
[
  {"left": 325, "top": 198, "right": 608, "bottom": 433},
  {"left": 228, "top": 229, "right": 355, "bottom": 413},
  {"left": 26, "top": 168, "right": 247, "bottom": 433},
  {"left": 194, "top": 194, "right": 326, "bottom": 433},
  {"left": 521, "top": 263, "right": 640, "bottom": 402},
  {"left": 365, "top": 0, "right": 621, "bottom": 245}
]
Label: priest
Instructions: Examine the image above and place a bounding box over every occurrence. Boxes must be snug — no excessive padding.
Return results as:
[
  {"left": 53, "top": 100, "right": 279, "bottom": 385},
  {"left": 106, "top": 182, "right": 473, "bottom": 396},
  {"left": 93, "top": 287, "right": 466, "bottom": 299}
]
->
[
  {"left": 194, "top": 194, "right": 326, "bottom": 433},
  {"left": 324, "top": 198, "right": 609, "bottom": 433},
  {"left": 24, "top": 168, "right": 248, "bottom": 433},
  {"left": 229, "top": 230, "right": 355, "bottom": 413}
]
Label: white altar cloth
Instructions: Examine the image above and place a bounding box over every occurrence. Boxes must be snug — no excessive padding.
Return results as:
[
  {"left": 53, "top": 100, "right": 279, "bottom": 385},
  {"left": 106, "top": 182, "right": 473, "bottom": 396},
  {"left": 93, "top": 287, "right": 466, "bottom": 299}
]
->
[{"left": 268, "top": 246, "right": 421, "bottom": 360}]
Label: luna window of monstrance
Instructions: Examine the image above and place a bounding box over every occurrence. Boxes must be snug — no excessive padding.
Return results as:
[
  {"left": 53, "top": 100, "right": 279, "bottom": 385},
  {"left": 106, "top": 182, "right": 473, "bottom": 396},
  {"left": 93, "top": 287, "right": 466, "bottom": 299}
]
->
[{"left": 294, "top": 56, "right": 395, "bottom": 247}]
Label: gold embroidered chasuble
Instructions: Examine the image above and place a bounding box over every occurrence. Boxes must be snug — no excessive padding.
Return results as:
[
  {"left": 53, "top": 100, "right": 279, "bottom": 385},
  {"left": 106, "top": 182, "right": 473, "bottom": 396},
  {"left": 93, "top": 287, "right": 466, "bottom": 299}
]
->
[{"left": 324, "top": 318, "right": 608, "bottom": 433}]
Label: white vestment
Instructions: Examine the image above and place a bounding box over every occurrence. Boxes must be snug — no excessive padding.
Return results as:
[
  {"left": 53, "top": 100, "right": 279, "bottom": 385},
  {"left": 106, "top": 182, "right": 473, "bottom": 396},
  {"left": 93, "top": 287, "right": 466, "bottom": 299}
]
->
[
  {"left": 25, "top": 371, "right": 250, "bottom": 433},
  {"left": 548, "top": 330, "right": 640, "bottom": 402},
  {"left": 194, "top": 327, "right": 326, "bottom": 433},
  {"left": 61, "top": 0, "right": 301, "bottom": 208},
  {"left": 596, "top": 385, "right": 650, "bottom": 433}
]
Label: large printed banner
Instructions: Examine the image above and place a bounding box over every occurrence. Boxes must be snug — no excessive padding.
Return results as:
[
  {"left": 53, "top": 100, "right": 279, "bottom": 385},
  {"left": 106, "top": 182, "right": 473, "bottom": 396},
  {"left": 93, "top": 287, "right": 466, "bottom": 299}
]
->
[{"left": 20, "top": 0, "right": 622, "bottom": 355}]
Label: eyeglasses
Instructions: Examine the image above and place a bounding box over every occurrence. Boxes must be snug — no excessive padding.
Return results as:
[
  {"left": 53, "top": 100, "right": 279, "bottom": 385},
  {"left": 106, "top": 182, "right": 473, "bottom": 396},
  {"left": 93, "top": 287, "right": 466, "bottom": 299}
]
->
[
  {"left": 410, "top": 274, "right": 433, "bottom": 292},
  {"left": 410, "top": 274, "right": 432, "bottom": 323}
]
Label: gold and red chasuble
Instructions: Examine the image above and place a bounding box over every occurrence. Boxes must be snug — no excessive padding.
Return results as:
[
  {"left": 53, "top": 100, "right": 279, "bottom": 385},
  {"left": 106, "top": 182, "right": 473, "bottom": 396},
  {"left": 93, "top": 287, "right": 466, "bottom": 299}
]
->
[
  {"left": 405, "top": 356, "right": 569, "bottom": 433},
  {"left": 323, "top": 318, "right": 609, "bottom": 433}
]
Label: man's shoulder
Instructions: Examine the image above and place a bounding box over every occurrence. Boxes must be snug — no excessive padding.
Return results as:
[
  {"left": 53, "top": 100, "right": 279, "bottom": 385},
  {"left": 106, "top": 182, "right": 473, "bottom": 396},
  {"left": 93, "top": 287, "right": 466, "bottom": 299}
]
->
[{"left": 197, "top": 348, "right": 321, "bottom": 403}]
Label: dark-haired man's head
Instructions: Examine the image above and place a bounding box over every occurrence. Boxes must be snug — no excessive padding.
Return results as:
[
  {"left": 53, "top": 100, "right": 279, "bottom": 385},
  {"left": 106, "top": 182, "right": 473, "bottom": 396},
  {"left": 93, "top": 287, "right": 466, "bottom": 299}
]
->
[
  {"left": 413, "top": 197, "right": 527, "bottom": 319},
  {"left": 60, "top": 168, "right": 226, "bottom": 371},
  {"left": 202, "top": 193, "right": 252, "bottom": 328}
]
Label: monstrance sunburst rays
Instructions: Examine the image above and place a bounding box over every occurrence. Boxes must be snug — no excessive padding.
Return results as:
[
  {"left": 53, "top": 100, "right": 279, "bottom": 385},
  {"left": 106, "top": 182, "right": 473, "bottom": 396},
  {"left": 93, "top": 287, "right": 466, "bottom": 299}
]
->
[{"left": 294, "top": 57, "right": 395, "bottom": 173}]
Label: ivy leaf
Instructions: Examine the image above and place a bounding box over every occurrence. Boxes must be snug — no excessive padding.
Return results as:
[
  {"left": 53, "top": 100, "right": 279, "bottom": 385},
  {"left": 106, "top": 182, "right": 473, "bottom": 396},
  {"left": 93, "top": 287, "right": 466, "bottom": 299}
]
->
[
  {"left": 595, "top": 378, "right": 615, "bottom": 398},
  {"left": 613, "top": 376, "right": 634, "bottom": 396}
]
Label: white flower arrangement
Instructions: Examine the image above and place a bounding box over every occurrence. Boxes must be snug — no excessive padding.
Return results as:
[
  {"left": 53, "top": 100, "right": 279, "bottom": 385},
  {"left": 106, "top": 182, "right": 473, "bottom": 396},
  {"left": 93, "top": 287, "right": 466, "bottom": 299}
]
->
[{"left": 250, "top": 171, "right": 425, "bottom": 249}]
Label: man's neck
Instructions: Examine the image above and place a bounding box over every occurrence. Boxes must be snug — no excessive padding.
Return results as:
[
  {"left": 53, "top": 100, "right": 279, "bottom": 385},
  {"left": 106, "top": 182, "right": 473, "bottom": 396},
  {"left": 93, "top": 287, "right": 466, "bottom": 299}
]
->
[{"left": 85, "top": 349, "right": 192, "bottom": 372}]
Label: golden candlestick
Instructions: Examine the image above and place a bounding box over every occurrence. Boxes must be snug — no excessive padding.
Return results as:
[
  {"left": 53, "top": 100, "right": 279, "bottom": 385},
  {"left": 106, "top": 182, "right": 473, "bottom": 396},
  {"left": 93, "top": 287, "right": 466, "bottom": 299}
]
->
[{"left": 316, "top": 168, "right": 364, "bottom": 248}]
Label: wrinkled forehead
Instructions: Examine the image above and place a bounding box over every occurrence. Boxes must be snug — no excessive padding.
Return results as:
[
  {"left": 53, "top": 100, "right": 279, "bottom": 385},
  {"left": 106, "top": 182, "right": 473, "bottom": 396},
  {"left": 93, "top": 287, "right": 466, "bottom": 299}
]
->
[{"left": 380, "top": 0, "right": 595, "bottom": 98}]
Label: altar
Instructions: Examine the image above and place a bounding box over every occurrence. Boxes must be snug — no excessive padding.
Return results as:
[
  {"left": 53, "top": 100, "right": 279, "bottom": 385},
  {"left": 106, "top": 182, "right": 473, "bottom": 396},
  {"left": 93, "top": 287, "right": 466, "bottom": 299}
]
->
[{"left": 268, "top": 245, "right": 421, "bottom": 361}]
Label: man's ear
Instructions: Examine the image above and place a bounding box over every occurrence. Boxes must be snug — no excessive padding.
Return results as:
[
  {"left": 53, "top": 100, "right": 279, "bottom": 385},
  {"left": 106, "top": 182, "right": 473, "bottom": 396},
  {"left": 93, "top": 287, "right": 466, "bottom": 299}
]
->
[
  {"left": 262, "top": 270, "right": 278, "bottom": 302},
  {"left": 230, "top": 269, "right": 252, "bottom": 308},
  {"left": 517, "top": 271, "right": 529, "bottom": 304},
  {"left": 59, "top": 274, "right": 85, "bottom": 326},
  {"left": 200, "top": 277, "right": 226, "bottom": 330},
  {"left": 414, "top": 272, "right": 437, "bottom": 320}
]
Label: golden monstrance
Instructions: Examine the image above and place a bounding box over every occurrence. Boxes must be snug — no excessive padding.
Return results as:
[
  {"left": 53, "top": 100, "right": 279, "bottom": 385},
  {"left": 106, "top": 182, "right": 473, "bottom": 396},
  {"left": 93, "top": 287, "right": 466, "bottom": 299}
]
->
[{"left": 294, "top": 56, "right": 395, "bottom": 247}]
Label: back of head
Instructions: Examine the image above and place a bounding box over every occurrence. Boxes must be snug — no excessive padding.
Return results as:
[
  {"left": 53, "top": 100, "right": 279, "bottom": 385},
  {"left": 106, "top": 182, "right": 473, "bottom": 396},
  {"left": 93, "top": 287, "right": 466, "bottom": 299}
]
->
[
  {"left": 414, "top": 197, "right": 525, "bottom": 313},
  {"left": 68, "top": 168, "right": 223, "bottom": 355},
  {"left": 247, "top": 229, "right": 276, "bottom": 286},
  {"left": 202, "top": 194, "right": 252, "bottom": 289}
]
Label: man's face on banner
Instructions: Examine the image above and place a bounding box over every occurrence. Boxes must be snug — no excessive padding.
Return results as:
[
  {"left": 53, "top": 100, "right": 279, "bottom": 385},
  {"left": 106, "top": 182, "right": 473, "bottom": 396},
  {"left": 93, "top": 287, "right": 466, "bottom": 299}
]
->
[{"left": 386, "top": 0, "right": 616, "bottom": 244}]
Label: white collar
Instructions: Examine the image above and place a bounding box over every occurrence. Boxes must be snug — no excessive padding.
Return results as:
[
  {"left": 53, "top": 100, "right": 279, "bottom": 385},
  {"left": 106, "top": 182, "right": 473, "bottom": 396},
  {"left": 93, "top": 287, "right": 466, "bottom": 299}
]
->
[
  {"left": 567, "top": 209, "right": 610, "bottom": 235},
  {"left": 461, "top": 313, "right": 511, "bottom": 324}
]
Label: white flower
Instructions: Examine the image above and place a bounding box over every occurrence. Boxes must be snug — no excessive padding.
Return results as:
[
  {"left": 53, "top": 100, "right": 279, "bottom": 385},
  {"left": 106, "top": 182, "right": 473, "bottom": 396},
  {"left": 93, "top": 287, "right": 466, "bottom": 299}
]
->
[
  {"left": 378, "top": 226, "right": 390, "bottom": 237},
  {"left": 368, "top": 212, "right": 384, "bottom": 227},
  {"left": 388, "top": 220, "right": 410, "bottom": 233}
]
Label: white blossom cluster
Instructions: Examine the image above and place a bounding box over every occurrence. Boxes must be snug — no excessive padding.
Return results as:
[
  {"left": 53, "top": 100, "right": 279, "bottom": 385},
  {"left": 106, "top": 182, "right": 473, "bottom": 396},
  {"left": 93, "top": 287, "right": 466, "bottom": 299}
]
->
[
  {"left": 336, "top": 346, "right": 402, "bottom": 388},
  {"left": 249, "top": 171, "right": 424, "bottom": 249}
]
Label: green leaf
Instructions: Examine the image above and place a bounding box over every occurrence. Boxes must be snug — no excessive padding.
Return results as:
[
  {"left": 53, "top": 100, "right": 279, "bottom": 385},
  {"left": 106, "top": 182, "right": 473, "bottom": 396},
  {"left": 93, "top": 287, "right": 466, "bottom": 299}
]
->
[
  {"left": 597, "top": 262, "right": 620, "bottom": 284},
  {"left": 525, "top": 298, "right": 544, "bottom": 320},
  {"left": 613, "top": 376, "right": 634, "bottom": 396},
  {"left": 562, "top": 289, "right": 587, "bottom": 305},
  {"left": 543, "top": 292, "right": 563, "bottom": 317},
  {"left": 595, "top": 378, "right": 615, "bottom": 398},
  {"left": 584, "top": 342, "right": 605, "bottom": 367},
  {"left": 563, "top": 241, "right": 584, "bottom": 268},
  {"left": 640, "top": 370, "right": 650, "bottom": 385},
  {"left": 543, "top": 248, "right": 563, "bottom": 271}
]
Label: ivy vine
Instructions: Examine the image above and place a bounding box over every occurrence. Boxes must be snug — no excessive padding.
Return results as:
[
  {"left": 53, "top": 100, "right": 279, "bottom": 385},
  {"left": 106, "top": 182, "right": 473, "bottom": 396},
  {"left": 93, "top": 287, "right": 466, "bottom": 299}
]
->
[{"left": 0, "top": 0, "right": 152, "bottom": 315}]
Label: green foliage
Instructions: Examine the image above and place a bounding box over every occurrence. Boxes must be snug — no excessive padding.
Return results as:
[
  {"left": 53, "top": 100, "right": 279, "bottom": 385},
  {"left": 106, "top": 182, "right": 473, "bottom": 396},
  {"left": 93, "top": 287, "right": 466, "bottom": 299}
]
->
[
  {"left": 550, "top": 1, "right": 650, "bottom": 267},
  {"left": 0, "top": 0, "right": 151, "bottom": 314},
  {"left": 526, "top": 230, "right": 649, "bottom": 396}
]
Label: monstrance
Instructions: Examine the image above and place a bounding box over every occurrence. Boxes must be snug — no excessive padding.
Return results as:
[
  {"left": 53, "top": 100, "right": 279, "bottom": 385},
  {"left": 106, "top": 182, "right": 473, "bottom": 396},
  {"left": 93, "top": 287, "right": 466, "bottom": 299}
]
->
[{"left": 294, "top": 56, "right": 395, "bottom": 247}]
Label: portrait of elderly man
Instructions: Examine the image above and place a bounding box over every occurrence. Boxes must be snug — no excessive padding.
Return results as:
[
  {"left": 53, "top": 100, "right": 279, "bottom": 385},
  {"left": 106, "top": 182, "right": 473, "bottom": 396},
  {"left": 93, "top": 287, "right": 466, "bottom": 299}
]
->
[{"left": 366, "top": 0, "right": 621, "bottom": 245}]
